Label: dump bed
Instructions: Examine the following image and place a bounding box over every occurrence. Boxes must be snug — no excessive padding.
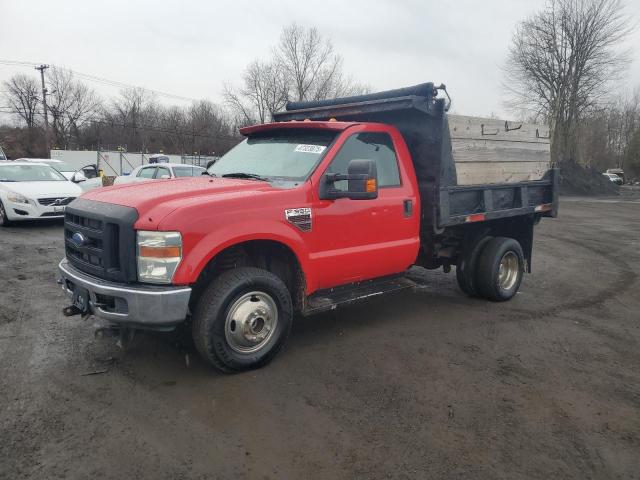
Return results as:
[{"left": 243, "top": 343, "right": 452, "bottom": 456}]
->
[{"left": 273, "top": 83, "right": 558, "bottom": 236}]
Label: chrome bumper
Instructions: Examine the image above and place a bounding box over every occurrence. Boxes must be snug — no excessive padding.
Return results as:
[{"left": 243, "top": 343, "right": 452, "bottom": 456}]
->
[{"left": 58, "top": 258, "right": 191, "bottom": 327}]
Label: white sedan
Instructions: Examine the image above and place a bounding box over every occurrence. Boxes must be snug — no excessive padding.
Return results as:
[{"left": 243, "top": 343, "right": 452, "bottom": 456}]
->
[
  {"left": 0, "top": 161, "right": 82, "bottom": 226},
  {"left": 19, "top": 158, "right": 104, "bottom": 192},
  {"left": 113, "top": 163, "right": 207, "bottom": 185}
]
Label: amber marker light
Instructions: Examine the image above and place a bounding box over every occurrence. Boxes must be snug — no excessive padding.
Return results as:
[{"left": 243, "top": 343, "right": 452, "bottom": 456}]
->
[
  {"left": 139, "top": 246, "right": 181, "bottom": 258},
  {"left": 366, "top": 179, "right": 377, "bottom": 192}
]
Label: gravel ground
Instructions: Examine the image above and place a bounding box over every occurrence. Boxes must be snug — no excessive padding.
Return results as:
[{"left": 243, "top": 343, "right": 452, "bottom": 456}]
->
[{"left": 1, "top": 195, "right": 639, "bottom": 480}]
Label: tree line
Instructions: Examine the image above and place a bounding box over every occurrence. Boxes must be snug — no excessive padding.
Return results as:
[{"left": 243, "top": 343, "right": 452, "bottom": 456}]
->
[
  {"left": 2, "top": 7, "right": 639, "bottom": 179},
  {"left": 1, "top": 24, "right": 364, "bottom": 159},
  {"left": 504, "top": 0, "right": 639, "bottom": 178}
]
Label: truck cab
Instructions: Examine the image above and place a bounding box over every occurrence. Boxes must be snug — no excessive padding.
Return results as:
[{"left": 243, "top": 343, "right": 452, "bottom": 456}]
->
[{"left": 58, "top": 83, "right": 558, "bottom": 372}]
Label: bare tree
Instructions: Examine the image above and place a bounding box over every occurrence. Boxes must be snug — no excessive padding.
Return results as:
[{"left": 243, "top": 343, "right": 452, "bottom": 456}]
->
[
  {"left": 275, "top": 24, "right": 338, "bottom": 102},
  {"left": 224, "top": 60, "right": 290, "bottom": 125},
  {"left": 186, "top": 100, "right": 233, "bottom": 154},
  {"left": 47, "top": 68, "right": 102, "bottom": 148},
  {"left": 104, "top": 87, "right": 159, "bottom": 151},
  {"left": 225, "top": 24, "right": 368, "bottom": 123},
  {"left": 2, "top": 74, "right": 41, "bottom": 129},
  {"left": 275, "top": 23, "right": 367, "bottom": 102},
  {"left": 504, "top": 0, "right": 633, "bottom": 164}
]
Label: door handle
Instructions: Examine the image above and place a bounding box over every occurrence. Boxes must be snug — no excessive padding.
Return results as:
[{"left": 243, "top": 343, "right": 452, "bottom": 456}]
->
[{"left": 403, "top": 199, "right": 413, "bottom": 217}]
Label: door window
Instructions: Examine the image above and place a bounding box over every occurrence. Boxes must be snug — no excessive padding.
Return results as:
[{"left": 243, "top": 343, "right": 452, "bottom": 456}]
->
[
  {"left": 155, "top": 167, "right": 171, "bottom": 179},
  {"left": 173, "top": 166, "right": 206, "bottom": 177},
  {"left": 137, "top": 167, "right": 156, "bottom": 178},
  {"left": 326, "top": 132, "right": 400, "bottom": 191}
]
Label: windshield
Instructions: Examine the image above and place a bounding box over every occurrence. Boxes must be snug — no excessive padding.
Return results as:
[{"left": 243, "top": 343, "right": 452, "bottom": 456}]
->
[
  {"left": 173, "top": 166, "right": 206, "bottom": 177},
  {"left": 45, "top": 160, "right": 75, "bottom": 172},
  {"left": 0, "top": 164, "right": 67, "bottom": 182},
  {"left": 208, "top": 130, "right": 337, "bottom": 181}
]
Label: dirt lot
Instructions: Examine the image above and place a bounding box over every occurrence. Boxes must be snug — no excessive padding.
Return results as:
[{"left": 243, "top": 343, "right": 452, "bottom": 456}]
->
[{"left": 1, "top": 195, "right": 639, "bottom": 480}]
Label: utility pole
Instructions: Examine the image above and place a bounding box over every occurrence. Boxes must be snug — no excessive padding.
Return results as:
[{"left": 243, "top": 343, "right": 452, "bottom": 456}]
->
[{"left": 35, "top": 64, "right": 50, "bottom": 156}]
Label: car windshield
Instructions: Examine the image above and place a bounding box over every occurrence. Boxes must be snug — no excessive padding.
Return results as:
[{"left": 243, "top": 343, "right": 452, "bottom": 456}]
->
[
  {"left": 0, "top": 164, "right": 67, "bottom": 182},
  {"left": 208, "top": 130, "right": 337, "bottom": 181},
  {"left": 46, "top": 160, "right": 75, "bottom": 172},
  {"left": 173, "top": 166, "right": 207, "bottom": 177}
]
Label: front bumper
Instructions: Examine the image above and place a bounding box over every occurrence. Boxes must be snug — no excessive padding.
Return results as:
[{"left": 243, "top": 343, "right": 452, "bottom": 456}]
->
[
  {"left": 58, "top": 258, "right": 191, "bottom": 328},
  {"left": 5, "top": 200, "right": 67, "bottom": 220}
]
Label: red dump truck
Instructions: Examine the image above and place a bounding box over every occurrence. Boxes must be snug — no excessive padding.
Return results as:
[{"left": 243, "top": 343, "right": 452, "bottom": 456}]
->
[{"left": 58, "top": 83, "right": 558, "bottom": 372}]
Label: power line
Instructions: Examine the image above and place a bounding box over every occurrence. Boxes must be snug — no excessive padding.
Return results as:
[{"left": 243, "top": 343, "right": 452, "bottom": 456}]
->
[
  {"left": 0, "top": 60, "right": 40, "bottom": 67},
  {"left": 0, "top": 58, "right": 201, "bottom": 103}
]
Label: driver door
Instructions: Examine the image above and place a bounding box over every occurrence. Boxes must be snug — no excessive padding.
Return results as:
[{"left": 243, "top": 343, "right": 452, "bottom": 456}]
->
[{"left": 309, "top": 129, "right": 420, "bottom": 290}]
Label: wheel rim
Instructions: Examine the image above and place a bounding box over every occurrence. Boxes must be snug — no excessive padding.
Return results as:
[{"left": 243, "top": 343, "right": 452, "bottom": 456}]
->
[
  {"left": 498, "top": 251, "right": 519, "bottom": 290},
  {"left": 224, "top": 291, "right": 278, "bottom": 354}
]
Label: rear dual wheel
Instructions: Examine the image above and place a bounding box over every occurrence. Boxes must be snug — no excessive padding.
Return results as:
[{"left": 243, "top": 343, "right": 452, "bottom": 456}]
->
[
  {"left": 456, "top": 236, "right": 493, "bottom": 297},
  {"left": 457, "top": 236, "right": 524, "bottom": 302}
]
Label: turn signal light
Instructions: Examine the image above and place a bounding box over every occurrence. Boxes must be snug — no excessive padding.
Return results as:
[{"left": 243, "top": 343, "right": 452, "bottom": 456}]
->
[
  {"left": 366, "top": 179, "right": 377, "bottom": 192},
  {"left": 139, "top": 246, "right": 181, "bottom": 258}
]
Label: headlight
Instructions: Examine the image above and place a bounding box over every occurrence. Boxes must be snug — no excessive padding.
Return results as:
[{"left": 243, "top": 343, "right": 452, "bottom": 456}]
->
[
  {"left": 136, "top": 231, "right": 182, "bottom": 284},
  {"left": 7, "top": 193, "right": 30, "bottom": 204}
]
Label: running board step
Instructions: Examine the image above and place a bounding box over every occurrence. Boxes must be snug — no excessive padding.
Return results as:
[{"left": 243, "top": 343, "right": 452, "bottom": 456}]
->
[{"left": 303, "top": 275, "right": 417, "bottom": 315}]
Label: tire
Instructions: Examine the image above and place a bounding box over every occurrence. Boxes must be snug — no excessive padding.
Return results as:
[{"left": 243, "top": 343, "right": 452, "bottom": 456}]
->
[
  {"left": 475, "top": 237, "right": 524, "bottom": 302},
  {"left": 192, "top": 267, "right": 293, "bottom": 373},
  {"left": 456, "top": 236, "right": 493, "bottom": 297},
  {"left": 0, "top": 200, "right": 11, "bottom": 227}
]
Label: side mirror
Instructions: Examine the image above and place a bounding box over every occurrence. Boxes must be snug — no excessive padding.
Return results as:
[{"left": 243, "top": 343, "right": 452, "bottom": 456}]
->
[
  {"left": 72, "top": 172, "right": 87, "bottom": 183},
  {"left": 79, "top": 164, "right": 98, "bottom": 178},
  {"left": 159, "top": 174, "right": 171, "bottom": 179},
  {"left": 320, "top": 159, "right": 378, "bottom": 200}
]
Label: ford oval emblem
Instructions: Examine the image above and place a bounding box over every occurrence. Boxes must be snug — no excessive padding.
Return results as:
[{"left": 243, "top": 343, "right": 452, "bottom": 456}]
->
[{"left": 71, "top": 232, "right": 87, "bottom": 248}]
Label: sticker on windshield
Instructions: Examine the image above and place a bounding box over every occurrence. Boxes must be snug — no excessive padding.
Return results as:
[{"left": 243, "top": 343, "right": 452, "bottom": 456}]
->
[{"left": 294, "top": 144, "right": 326, "bottom": 154}]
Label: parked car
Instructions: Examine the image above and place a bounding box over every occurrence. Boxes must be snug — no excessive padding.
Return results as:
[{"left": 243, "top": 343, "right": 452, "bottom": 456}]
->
[
  {"left": 19, "top": 158, "right": 104, "bottom": 191},
  {"left": 0, "top": 161, "right": 82, "bottom": 226},
  {"left": 58, "top": 82, "right": 558, "bottom": 372},
  {"left": 19, "top": 158, "right": 76, "bottom": 180},
  {"left": 113, "top": 163, "right": 206, "bottom": 185},
  {"left": 602, "top": 172, "right": 623, "bottom": 185},
  {"left": 606, "top": 168, "right": 625, "bottom": 183},
  {"left": 148, "top": 154, "right": 170, "bottom": 164}
]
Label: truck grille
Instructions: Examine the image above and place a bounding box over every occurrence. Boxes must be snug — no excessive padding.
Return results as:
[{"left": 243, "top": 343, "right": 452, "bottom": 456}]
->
[
  {"left": 38, "top": 197, "right": 76, "bottom": 206},
  {"left": 64, "top": 198, "right": 138, "bottom": 283}
]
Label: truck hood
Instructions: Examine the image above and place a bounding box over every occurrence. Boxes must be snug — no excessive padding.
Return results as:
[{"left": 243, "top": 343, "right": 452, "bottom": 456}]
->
[{"left": 80, "top": 177, "right": 279, "bottom": 227}]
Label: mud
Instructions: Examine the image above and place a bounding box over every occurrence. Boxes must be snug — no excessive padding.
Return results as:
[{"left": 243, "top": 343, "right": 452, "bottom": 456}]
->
[{"left": 1, "top": 194, "right": 639, "bottom": 479}]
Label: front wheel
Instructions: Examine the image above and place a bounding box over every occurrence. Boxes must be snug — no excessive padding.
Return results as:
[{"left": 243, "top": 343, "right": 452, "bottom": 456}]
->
[
  {"left": 192, "top": 267, "right": 293, "bottom": 372},
  {"left": 0, "top": 200, "right": 11, "bottom": 227},
  {"left": 475, "top": 237, "right": 524, "bottom": 302}
]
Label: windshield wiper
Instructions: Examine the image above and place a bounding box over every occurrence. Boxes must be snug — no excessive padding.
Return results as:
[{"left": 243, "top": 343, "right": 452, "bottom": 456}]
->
[
  {"left": 0, "top": 179, "right": 16, "bottom": 182},
  {"left": 221, "top": 172, "right": 269, "bottom": 181}
]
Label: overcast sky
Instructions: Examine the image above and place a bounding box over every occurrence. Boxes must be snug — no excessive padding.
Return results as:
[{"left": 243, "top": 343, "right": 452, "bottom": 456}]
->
[{"left": 1, "top": 0, "right": 639, "bottom": 119}]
